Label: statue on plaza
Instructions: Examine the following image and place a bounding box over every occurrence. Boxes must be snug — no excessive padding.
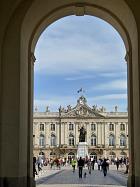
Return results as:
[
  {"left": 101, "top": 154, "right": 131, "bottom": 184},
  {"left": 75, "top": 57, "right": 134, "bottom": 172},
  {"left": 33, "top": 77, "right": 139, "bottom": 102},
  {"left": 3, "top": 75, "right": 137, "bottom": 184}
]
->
[{"left": 79, "top": 126, "right": 86, "bottom": 142}]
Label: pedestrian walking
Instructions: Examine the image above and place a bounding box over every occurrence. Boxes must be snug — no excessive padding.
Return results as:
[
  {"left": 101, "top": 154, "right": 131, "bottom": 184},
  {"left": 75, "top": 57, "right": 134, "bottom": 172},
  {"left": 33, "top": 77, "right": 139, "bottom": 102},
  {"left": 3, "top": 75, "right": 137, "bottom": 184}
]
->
[
  {"left": 87, "top": 159, "right": 92, "bottom": 174},
  {"left": 97, "top": 159, "right": 101, "bottom": 170},
  {"left": 106, "top": 158, "right": 110, "bottom": 170},
  {"left": 33, "top": 157, "right": 38, "bottom": 178},
  {"left": 124, "top": 157, "right": 129, "bottom": 174},
  {"left": 78, "top": 157, "right": 85, "bottom": 178},
  {"left": 116, "top": 158, "right": 120, "bottom": 170},
  {"left": 71, "top": 158, "right": 77, "bottom": 172},
  {"left": 92, "top": 158, "right": 95, "bottom": 170},
  {"left": 102, "top": 158, "right": 108, "bottom": 177}
]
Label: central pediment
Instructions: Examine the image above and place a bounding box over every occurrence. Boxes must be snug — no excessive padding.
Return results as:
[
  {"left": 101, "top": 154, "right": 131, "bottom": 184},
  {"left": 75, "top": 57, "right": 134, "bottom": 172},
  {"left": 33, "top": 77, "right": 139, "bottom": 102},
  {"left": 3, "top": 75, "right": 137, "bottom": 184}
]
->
[{"left": 61, "top": 102, "right": 104, "bottom": 118}]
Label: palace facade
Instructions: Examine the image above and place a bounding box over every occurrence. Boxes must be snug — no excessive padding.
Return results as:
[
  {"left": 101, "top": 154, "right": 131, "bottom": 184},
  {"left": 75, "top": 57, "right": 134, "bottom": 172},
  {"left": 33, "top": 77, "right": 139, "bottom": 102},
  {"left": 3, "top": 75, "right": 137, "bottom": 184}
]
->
[{"left": 33, "top": 96, "right": 128, "bottom": 160}]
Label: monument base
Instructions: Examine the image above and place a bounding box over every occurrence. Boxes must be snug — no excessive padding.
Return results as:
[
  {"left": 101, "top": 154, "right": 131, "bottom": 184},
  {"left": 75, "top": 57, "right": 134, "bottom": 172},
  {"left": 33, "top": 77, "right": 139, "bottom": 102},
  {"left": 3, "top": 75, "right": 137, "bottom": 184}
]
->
[{"left": 77, "top": 142, "right": 88, "bottom": 159}]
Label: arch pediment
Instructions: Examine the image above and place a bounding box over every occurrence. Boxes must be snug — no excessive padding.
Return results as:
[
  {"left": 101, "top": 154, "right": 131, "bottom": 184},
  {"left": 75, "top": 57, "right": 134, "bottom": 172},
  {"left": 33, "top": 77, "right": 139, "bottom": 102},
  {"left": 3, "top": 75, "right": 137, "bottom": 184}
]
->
[{"left": 62, "top": 102, "right": 105, "bottom": 118}]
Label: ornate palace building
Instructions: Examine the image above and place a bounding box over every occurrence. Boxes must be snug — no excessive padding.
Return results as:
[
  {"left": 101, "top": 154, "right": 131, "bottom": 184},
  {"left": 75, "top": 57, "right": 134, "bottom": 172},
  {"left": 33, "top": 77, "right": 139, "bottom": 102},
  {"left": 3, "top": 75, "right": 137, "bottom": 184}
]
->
[{"left": 33, "top": 96, "right": 128, "bottom": 160}]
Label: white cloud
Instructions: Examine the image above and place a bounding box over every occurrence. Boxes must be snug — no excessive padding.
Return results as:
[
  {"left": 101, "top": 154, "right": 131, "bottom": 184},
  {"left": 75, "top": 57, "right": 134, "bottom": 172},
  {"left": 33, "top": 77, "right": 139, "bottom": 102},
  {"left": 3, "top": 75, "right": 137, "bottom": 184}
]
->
[
  {"left": 34, "top": 93, "right": 127, "bottom": 112},
  {"left": 34, "top": 95, "right": 76, "bottom": 111},
  {"left": 65, "top": 75, "right": 95, "bottom": 81},
  {"left": 88, "top": 94, "right": 127, "bottom": 102},
  {"left": 34, "top": 16, "right": 127, "bottom": 112},
  {"left": 34, "top": 16, "right": 126, "bottom": 76},
  {"left": 100, "top": 72, "right": 127, "bottom": 78},
  {"left": 35, "top": 45, "right": 125, "bottom": 75},
  {"left": 91, "top": 79, "right": 127, "bottom": 91}
]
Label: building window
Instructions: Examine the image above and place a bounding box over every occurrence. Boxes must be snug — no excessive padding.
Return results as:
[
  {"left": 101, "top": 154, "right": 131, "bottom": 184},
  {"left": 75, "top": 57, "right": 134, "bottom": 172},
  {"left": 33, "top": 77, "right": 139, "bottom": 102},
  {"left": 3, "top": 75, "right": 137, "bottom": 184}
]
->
[
  {"left": 91, "top": 134, "right": 96, "bottom": 146},
  {"left": 39, "top": 134, "right": 45, "bottom": 147},
  {"left": 120, "top": 123, "right": 125, "bottom": 131},
  {"left": 109, "top": 123, "right": 114, "bottom": 131},
  {"left": 68, "top": 152, "right": 75, "bottom": 160},
  {"left": 91, "top": 123, "right": 96, "bottom": 131},
  {"left": 109, "top": 134, "right": 115, "bottom": 146},
  {"left": 50, "top": 134, "right": 56, "bottom": 146},
  {"left": 69, "top": 123, "right": 74, "bottom": 130},
  {"left": 50, "top": 152, "right": 56, "bottom": 158},
  {"left": 69, "top": 134, "right": 74, "bottom": 146},
  {"left": 120, "top": 151, "right": 127, "bottom": 158},
  {"left": 109, "top": 151, "right": 116, "bottom": 159},
  {"left": 51, "top": 123, "right": 55, "bottom": 131},
  {"left": 120, "top": 134, "right": 126, "bottom": 146},
  {"left": 40, "top": 123, "right": 44, "bottom": 131},
  {"left": 90, "top": 152, "right": 97, "bottom": 160}
]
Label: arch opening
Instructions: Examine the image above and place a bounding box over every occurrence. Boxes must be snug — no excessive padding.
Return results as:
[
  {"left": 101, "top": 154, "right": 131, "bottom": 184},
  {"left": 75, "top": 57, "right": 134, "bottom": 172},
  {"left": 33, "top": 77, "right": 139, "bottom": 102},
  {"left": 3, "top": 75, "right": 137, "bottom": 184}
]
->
[{"left": 32, "top": 5, "right": 129, "bottom": 185}]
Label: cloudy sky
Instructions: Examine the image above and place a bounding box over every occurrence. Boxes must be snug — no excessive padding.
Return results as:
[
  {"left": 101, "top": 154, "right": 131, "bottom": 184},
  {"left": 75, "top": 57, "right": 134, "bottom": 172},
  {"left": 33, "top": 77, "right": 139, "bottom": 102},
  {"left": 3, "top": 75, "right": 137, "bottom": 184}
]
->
[{"left": 34, "top": 15, "right": 127, "bottom": 112}]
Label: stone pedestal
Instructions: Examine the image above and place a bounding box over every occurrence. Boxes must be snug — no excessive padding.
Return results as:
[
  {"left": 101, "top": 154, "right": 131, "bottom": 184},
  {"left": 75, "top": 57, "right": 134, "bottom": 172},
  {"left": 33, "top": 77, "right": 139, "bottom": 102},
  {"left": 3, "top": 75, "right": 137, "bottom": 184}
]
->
[{"left": 77, "top": 142, "right": 88, "bottom": 158}]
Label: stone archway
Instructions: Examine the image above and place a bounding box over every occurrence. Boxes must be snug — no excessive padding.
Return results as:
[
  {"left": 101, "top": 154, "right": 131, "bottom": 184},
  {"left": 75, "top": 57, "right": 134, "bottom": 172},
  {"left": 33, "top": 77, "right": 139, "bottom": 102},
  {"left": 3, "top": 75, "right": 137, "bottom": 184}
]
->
[{"left": 0, "top": 1, "right": 139, "bottom": 187}]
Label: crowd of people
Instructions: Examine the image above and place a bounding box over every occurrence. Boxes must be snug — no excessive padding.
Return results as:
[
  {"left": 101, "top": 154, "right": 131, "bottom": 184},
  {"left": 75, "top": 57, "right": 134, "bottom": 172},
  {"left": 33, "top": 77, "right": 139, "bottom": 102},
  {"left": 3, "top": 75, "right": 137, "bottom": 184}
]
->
[
  {"left": 33, "top": 155, "right": 129, "bottom": 179},
  {"left": 76, "top": 156, "right": 129, "bottom": 178}
]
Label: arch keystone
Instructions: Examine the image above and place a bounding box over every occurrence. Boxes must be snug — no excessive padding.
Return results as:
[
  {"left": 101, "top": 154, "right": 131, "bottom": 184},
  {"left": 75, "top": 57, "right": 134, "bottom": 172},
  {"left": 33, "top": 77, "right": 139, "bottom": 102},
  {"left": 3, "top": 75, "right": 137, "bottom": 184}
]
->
[{"left": 75, "top": 4, "right": 85, "bottom": 16}]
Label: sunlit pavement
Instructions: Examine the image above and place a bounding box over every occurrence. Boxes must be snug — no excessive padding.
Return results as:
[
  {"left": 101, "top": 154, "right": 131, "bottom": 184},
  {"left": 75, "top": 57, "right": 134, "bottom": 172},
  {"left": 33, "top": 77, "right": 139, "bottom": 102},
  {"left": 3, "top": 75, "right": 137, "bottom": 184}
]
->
[{"left": 36, "top": 164, "right": 128, "bottom": 187}]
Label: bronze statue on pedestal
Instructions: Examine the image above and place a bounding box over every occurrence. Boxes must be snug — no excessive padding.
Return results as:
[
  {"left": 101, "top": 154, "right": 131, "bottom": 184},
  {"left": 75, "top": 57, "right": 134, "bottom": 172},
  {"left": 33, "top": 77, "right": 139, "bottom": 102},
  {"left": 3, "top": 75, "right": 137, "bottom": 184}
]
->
[{"left": 79, "top": 126, "right": 86, "bottom": 142}]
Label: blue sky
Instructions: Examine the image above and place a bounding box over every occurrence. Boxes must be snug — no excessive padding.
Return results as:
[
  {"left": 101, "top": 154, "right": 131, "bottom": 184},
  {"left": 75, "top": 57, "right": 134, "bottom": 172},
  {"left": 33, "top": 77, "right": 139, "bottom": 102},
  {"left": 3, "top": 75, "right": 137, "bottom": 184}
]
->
[{"left": 34, "top": 15, "right": 127, "bottom": 112}]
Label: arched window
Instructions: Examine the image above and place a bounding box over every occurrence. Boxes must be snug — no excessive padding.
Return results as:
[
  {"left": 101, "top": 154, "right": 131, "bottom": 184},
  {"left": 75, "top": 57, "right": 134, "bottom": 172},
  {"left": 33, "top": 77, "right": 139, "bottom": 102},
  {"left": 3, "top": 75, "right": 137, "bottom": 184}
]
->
[
  {"left": 91, "top": 123, "right": 96, "bottom": 131},
  {"left": 68, "top": 152, "right": 75, "bottom": 160},
  {"left": 39, "top": 151, "right": 45, "bottom": 155},
  {"left": 109, "top": 151, "right": 116, "bottom": 159},
  {"left": 90, "top": 152, "right": 97, "bottom": 160},
  {"left": 69, "top": 123, "right": 74, "bottom": 130},
  {"left": 50, "top": 152, "right": 56, "bottom": 158},
  {"left": 69, "top": 134, "right": 74, "bottom": 146},
  {"left": 109, "top": 134, "right": 115, "bottom": 146},
  {"left": 120, "top": 123, "right": 125, "bottom": 131},
  {"left": 120, "top": 151, "right": 127, "bottom": 158},
  {"left": 109, "top": 123, "right": 114, "bottom": 131},
  {"left": 50, "top": 134, "right": 56, "bottom": 146},
  {"left": 51, "top": 123, "right": 55, "bottom": 131},
  {"left": 39, "top": 134, "right": 45, "bottom": 147},
  {"left": 91, "top": 134, "right": 96, "bottom": 146},
  {"left": 68, "top": 152, "right": 75, "bottom": 157},
  {"left": 120, "top": 134, "right": 126, "bottom": 146}
]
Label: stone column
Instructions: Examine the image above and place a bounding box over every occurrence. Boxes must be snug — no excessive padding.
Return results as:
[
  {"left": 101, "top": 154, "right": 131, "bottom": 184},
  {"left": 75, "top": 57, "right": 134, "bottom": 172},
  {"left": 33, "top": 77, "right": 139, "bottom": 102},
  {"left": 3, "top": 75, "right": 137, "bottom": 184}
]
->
[
  {"left": 56, "top": 122, "right": 59, "bottom": 146},
  {"left": 97, "top": 122, "right": 99, "bottom": 145},
  {"left": 0, "top": 31, "right": 35, "bottom": 187},
  {"left": 34, "top": 122, "right": 39, "bottom": 148},
  {"left": 61, "top": 122, "right": 64, "bottom": 145},
  {"left": 86, "top": 122, "right": 90, "bottom": 145},
  {"left": 64, "top": 122, "right": 67, "bottom": 145},
  {"left": 75, "top": 122, "right": 79, "bottom": 145},
  {"left": 45, "top": 122, "right": 49, "bottom": 147},
  {"left": 115, "top": 122, "right": 119, "bottom": 149},
  {"left": 96, "top": 123, "right": 102, "bottom": 146},
  {"left": 101, "top": 122, "right": 105, "bottom": 147}
]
